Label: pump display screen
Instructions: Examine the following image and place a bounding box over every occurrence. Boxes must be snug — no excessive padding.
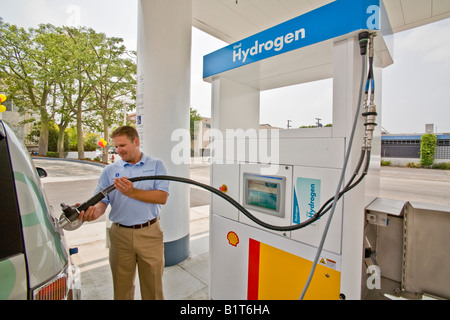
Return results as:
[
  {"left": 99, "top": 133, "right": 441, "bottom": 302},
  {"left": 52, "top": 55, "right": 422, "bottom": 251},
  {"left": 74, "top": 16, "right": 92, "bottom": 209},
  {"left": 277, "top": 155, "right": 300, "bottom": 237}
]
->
[
  {"left": 243, "top": 173, "right": 285, "bottom": 218},
  {"left": 247, "top": 180, "right": 278, "bottom": 210}
]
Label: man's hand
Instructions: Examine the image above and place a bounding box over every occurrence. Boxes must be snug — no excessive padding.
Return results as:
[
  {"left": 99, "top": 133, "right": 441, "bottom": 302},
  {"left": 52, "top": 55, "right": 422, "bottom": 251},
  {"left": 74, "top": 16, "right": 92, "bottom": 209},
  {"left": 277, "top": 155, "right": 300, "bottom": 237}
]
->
[
  {"left": 77, "top": 202, "right": 106, "bottom": 222},
  {"left": 114, "top": 176, "right": 134, "bottom": 196},
  {"left": 114, "top": 176, "right": 168, "bottom": 204}
]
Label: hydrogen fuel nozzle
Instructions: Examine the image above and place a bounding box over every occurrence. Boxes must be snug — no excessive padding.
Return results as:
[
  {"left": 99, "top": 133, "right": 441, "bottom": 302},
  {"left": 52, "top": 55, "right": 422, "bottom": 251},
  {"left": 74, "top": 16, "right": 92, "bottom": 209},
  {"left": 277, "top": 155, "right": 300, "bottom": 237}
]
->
[
  {"left": 58, "top": 192, "right": 106, "bottom": 231},
  {"left": 58, "top": 204, "right": 83, "bottom": 231}
]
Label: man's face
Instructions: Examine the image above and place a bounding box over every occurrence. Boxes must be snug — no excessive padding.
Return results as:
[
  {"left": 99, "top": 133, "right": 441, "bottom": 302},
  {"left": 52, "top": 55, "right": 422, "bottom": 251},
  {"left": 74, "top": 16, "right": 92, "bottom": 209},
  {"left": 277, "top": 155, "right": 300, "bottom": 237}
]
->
[{"left": 113, "top": 135, "right": 140, "bottom": 164}]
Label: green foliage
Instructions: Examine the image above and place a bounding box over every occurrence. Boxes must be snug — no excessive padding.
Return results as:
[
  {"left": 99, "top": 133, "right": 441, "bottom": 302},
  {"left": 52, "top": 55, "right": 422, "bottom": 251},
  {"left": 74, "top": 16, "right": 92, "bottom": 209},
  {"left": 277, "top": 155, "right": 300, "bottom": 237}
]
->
[
  {"left": 299, "top": 123, "right": 332, "bottom": 128},
  {"left": 190, "top": 107, "right": 203, "bottom": 139},
  {"left": 47, "top": 122, "right": 60, "bottom": 152},
  {"left": 0, "top": 18, "right": 136, "bottom": 156},
  {"left": 405, "top": 162, "right": 421, "bottom": 168},
  {"left": 28, "top": 121, "right": 66, "bottom": 152},
  {"left": 381, "top": 160, "right": 391, "bottom": 166},
  {"left": 46, "top": 151, "right": 59, "bottom": 158},
  {"left": 84, "top": 132, "right": 100, "bottom": 151},
  {"left": 432, "top": 162, "right": 450, "bottom": 170},
  {"left": 66, "top": 127, "right": 78, "bottom": 151},
  {"left": 420, "top": 133, "right": 437, "bottom": 167}
]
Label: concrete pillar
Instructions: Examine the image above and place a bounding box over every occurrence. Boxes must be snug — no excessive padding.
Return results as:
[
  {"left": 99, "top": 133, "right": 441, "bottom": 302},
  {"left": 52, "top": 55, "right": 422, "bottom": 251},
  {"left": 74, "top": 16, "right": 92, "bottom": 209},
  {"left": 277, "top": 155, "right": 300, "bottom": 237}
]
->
[
  {"left": 137, "top": 0, "right": 192, "bottom": 266},
  {"left": 211, "top": 78, "right": 260, "bottom": 132},
  {"left": 331, "top": 36, "right": 382, "bottom": 299}
]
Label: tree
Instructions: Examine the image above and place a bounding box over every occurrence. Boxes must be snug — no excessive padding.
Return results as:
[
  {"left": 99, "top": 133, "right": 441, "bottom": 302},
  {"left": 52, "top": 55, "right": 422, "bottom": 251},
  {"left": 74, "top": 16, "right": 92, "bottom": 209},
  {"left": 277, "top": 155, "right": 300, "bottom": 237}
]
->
[
  {"left": 54, "top": 26, "right": 97, "bottom": 159},
  {"left": 85, "top": 34, "right": 136, "bottom": 162},
  {"left": 190, "top": 107, "right": 202, "bottom": 140},
  {"left": 1, "top": 19, "right": 137, "bottom": 159},
  {"left": 420, "top": 133, "right": 437, "bottom": 167},
  {"left": 50, "top": 27, "right": 136, "bottom": 160},
  {"left": 0, "top": 19, "right": 55, "bottom": 155}
]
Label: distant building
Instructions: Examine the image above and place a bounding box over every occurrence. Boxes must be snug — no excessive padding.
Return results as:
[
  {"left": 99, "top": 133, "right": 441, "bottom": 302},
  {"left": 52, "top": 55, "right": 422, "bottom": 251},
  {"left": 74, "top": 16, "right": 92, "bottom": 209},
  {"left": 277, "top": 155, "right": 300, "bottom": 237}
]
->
[
  {"left": 260, "top": 123, "right": 283, "bottom": 130},
  {"left": 194, "top": 117, "right": 212, "bottom": 156},
  {"left": 0, "top": 99, "right": 35, "bottom": 150},
  {"left": 381, "top": 134, "right": 450, "bottom": 160}
]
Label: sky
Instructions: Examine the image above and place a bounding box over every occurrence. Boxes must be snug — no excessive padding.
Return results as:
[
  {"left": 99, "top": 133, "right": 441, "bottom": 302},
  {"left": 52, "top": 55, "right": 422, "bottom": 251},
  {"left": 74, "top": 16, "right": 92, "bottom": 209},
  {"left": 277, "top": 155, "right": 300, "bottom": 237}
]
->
[{"left": 1, "top": 0, "right": 449, "bottom": 134}]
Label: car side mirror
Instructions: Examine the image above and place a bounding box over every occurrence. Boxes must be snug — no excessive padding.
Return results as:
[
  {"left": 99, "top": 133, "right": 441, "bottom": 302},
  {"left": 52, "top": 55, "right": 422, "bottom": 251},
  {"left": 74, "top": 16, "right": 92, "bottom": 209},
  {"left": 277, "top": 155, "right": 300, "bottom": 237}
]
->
[{"left": 36, "top": 167, "right": 48, "bottom": 178}]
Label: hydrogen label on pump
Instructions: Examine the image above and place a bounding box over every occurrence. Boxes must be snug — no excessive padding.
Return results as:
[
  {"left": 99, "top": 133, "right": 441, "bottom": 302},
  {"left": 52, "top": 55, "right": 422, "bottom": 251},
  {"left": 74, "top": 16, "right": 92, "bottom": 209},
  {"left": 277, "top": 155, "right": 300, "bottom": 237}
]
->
[{"left": 293, "top": 177, "right": 321, "bottom": 226}]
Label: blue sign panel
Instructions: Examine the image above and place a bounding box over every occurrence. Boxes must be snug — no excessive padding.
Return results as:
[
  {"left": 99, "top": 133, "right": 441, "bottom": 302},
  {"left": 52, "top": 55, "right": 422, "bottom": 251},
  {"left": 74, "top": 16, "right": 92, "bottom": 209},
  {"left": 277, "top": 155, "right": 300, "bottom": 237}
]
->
[
  {"left": 203, "top": 0, "right": 380, "bottom": 78},
  {"left": 293, "top": 177, "right": 321, "bottom": 225}
]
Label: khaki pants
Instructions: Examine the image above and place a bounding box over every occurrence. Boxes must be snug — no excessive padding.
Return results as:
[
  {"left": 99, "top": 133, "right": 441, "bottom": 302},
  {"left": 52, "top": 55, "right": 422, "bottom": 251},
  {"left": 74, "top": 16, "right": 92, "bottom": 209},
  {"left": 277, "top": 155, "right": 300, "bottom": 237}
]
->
[{"left": 109, "top": 221, "right": 164, "bottom": 300}]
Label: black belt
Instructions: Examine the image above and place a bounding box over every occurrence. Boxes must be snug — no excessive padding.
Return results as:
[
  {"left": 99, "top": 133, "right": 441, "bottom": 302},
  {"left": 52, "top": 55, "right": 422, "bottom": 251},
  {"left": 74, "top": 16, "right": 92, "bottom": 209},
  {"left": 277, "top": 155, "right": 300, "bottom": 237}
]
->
[{"left": 115, "top": 217, "right": 158, "bottom": 229}]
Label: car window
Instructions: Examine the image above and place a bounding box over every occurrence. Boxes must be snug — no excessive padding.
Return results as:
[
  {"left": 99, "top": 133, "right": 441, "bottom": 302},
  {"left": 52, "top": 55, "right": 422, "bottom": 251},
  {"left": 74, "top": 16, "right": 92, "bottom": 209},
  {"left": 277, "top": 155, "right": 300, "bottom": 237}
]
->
[{"left": 0, "top": 123, "right": 25, "bottom": 260}]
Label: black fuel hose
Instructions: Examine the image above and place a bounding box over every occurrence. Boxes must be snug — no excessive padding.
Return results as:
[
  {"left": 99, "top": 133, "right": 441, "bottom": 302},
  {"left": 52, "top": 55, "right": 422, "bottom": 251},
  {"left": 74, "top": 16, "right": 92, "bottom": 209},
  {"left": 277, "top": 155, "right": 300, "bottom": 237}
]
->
[
  {"left": 64, "top": 174, "right": 301, "bottom": 232},
  {"left": 62, "top": 32, "right": 374, "bottom": 234},
  {"left": 61, "top": 147, "right": 370, "bottom": 232}
]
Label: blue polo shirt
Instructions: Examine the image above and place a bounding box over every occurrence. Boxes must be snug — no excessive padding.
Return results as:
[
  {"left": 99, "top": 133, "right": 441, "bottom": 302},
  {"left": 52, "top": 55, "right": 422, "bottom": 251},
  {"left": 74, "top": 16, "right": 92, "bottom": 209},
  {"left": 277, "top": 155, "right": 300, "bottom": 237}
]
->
[{"left": 94, "top": 153, "right": 170, "bottom": 226}]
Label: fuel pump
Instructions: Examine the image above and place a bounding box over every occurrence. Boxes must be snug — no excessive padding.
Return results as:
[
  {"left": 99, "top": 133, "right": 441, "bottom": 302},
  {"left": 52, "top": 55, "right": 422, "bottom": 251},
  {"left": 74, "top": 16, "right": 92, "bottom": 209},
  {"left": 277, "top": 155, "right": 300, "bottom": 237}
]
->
[{"left": 58, "top": 31, "right": 378, "bottom": 302}]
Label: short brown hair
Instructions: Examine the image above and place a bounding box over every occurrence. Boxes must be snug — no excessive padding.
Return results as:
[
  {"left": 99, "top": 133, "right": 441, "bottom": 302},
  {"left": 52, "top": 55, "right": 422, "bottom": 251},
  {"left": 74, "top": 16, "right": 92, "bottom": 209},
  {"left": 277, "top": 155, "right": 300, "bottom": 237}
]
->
[{"left": 111, "top": 125, "right": 139, "bottom": 141}]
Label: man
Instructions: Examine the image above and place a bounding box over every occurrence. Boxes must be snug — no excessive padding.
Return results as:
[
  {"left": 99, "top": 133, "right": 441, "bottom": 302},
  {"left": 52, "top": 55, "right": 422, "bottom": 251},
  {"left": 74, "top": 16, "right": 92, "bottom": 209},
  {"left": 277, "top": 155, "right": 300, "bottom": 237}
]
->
[{"left": 78, "top": 125, "right": 169, "bottom": 300}]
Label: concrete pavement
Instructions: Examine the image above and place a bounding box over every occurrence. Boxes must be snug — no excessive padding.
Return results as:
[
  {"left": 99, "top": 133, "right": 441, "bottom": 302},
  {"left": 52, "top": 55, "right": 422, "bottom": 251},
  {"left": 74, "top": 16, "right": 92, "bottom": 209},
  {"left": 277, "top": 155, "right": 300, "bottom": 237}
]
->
[{"left": 63, "top": 205, "right": 210, "bottom": 300}]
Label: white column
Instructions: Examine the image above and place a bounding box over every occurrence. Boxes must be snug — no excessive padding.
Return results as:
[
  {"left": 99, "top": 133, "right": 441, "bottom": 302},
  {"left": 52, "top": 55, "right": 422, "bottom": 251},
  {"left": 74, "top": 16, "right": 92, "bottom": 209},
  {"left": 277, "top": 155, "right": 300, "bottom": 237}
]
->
[
  {"left": 137, "top": 0, "right": 192, "bottom": 266},
  {"left": 332, "top": 36, "right": 382, "bottom": 299},
  {"left": 332, "top": 37, "right": 365, "bottom": 299},
  {"left": 211, "top": 78, "right": 260, "bottom": 132}
]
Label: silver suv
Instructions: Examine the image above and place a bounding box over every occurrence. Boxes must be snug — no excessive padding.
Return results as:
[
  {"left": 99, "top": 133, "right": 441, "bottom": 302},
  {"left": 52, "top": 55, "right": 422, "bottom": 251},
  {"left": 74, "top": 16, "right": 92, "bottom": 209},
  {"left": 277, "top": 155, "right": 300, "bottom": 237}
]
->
[{"left": 0, "top": 120, "right": 80, "bottom": 300}]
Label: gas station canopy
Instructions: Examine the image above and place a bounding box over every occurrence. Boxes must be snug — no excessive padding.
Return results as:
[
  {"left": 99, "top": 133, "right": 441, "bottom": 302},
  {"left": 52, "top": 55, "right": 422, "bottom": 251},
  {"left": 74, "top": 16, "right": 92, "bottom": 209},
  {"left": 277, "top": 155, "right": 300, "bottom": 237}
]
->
[{"left": 192, "top": 0, "right": 450, "bottom": 44}]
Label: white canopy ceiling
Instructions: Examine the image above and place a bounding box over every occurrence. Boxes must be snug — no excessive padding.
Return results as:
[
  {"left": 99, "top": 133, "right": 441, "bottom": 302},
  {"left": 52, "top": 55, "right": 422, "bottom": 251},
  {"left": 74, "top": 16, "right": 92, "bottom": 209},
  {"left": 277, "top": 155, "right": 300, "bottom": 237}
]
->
[{"left": 192, "top": 0, "right": 450, "bottom": 44}]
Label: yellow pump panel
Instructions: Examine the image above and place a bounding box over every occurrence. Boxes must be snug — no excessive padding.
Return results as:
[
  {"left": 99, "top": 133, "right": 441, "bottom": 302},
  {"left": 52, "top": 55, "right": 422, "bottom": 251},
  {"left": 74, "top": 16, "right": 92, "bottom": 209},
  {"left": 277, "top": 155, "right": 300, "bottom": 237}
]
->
[{"left": 248, "top": 239, "right": 341, "bottom": 300}]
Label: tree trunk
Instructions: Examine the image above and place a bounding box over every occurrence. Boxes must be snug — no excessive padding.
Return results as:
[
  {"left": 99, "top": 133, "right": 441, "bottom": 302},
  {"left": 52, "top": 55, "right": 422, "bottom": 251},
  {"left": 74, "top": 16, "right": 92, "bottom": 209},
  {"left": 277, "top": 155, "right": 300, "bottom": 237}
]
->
[
  {"left": 37, "top": 111, "right": 49, "bottom": 156},
  {"left": 102, "top": 111, "right": 109, "bottom": 163},
  {"left": 76, "top": 107, "right": 85, "bottom": 159},
  {"left": 57, "top": 125, "right": 67, "bottom": 158},
  {"left": 36, "top": 89, "right": 50, "bottom": 156}
]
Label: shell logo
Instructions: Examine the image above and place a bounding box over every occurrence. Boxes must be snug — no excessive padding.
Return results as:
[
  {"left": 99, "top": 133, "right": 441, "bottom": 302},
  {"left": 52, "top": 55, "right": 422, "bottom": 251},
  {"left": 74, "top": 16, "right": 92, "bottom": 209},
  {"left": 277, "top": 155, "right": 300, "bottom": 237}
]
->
[{"left": 227, "top": 231, "right": 239, "bottom": 247}]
